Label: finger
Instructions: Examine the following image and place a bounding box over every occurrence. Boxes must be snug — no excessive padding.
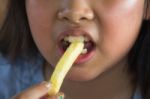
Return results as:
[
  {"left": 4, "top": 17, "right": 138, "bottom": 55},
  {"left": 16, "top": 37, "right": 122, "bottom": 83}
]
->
[
  {"left": 40, "top": 94, "right": 57, "bottom": 99},
  {"left": 12, "top": 81, "right": 51, "bottom": 99},
  {"left": 57, "top": 92, "right": 65, "bottom": 99},
  {"left": 41, "top": 92, "right": 65, "bottom": 99}
]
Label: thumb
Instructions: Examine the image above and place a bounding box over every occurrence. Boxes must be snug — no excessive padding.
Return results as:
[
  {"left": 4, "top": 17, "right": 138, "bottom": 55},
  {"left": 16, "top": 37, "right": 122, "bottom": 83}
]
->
[{"left": 12, "top": 81, "right": 51, "bottom": 99}]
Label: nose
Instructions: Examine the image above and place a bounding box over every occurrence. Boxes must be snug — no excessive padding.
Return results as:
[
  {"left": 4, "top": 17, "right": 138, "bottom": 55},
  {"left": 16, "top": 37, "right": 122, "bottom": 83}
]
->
[{"left": 57, "top": 0, "right": 94, "bottom": 24}]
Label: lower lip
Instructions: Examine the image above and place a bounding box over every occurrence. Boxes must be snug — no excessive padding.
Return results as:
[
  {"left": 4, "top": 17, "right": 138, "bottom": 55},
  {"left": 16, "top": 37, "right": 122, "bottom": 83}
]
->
[
  {"left": 74, "top": 49, "right": 95, "bottom": 64},
  {"left": 58, "top": 47, "right": 95, "bottom": 65}
]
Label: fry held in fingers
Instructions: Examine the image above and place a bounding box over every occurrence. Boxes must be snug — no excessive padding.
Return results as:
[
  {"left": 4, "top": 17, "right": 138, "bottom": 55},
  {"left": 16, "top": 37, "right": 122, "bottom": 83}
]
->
[{"left": 48, "top": 36, "right": 84, "bottom": 96}]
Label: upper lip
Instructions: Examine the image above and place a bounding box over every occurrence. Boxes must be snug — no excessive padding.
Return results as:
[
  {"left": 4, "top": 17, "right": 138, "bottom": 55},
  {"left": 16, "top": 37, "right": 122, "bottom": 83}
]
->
[{"left": 57, "top": 28, "right": 94, "bottom": 43}]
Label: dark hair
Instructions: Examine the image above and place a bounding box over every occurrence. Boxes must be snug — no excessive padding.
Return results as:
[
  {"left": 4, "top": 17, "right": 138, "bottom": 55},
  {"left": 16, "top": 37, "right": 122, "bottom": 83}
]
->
[
  {"left": 128, "top": 1, "right": 150, "bottom": 99},
  {"left": 128, "top": 20, "right": 150, "bottom": 99},
  {"left": 0, "top": 0, "right": 150, "bottom": 99},
  {"left": 0, "top": 0, "right": 38, "bottom": 60}
]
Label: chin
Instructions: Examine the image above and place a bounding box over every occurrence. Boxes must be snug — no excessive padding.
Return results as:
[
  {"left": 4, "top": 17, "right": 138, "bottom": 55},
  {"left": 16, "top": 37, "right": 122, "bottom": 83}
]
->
[{"left": 65, "top": 69, "right": 99, "bottom": 82}]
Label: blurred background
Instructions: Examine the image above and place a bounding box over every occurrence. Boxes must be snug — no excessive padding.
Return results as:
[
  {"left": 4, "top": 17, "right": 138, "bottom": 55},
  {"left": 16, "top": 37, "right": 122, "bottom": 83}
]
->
[{"left": 0, "top": 0, "right": 8, "bottom": 26}]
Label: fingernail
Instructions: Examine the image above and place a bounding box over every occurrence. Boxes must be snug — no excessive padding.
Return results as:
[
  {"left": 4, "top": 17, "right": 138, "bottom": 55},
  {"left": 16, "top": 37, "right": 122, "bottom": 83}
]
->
[
  {"left": 41, "top": 81, "right": 51, "bottom": 89},
  {"left": 58, "top": 95, "right": 64, "bottom": 99},
  {"left": 59, "top": 95, "right": 64, "bottom": 99},
  {"left": 57, "top": 92, "right": 65, "bottom": 99}
]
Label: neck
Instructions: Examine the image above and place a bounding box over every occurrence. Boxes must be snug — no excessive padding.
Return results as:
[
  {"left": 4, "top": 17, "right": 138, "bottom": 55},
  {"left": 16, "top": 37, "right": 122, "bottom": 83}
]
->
[{"left": 61, "top": 60, "right": 135, "bottom": 99}]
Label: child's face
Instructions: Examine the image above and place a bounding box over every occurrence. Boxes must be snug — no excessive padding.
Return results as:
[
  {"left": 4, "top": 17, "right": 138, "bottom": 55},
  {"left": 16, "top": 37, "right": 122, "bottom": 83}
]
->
[{"left": 26, "top": 0, "right": 144, "bottom": 81}]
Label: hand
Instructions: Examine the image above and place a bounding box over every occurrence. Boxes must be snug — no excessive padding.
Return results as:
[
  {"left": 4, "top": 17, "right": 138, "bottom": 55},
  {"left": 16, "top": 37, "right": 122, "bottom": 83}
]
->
[{"left": 11, "top": 81, "right": 64, "bottom": 99}]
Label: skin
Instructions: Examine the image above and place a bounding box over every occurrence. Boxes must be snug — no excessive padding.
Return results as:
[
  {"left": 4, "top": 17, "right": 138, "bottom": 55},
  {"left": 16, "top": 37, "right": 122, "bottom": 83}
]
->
[
  {"left": 14, "top": 0, "right": 146, "bottom": 98},
  {"left": 25, "top": 0, "right": 144, "bottom": 81}
]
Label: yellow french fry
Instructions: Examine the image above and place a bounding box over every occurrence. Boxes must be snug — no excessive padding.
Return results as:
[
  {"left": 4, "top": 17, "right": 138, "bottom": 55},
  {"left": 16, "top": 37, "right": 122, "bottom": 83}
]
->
[{"left": 48, "top": 39, "right": 84, "bottom": 96}]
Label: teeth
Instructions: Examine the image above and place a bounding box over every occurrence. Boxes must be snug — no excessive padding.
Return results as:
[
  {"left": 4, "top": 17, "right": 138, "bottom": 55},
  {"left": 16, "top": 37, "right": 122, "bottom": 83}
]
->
[
  {"left": 63, "top": 36, "right": 89, "bottom": 54},
  {"left": 81, "top": 48, "right": 87, "bottom": 54},
  {"left": 64, "top": 36, "right": 85, "bottom": 43},
  {"left": 84, "top": 37, "right": 90, "bottom": 42},
  {"left": 64, "top": 36, "right": 69, "bottom": 41},
  {"left": 69, "top": 36, "right": 84, "bottom": 42}
]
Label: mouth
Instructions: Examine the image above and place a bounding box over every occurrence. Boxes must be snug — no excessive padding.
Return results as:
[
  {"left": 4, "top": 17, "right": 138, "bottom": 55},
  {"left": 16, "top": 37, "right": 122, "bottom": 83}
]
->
[{"left": 57, "top": 29, "right": 96, "bottom": 64}]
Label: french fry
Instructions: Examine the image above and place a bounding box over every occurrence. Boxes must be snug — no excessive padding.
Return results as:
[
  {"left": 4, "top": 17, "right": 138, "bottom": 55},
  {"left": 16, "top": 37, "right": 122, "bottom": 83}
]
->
[{"left": 48, "top": 37, "right": 84, "bottom": 96}]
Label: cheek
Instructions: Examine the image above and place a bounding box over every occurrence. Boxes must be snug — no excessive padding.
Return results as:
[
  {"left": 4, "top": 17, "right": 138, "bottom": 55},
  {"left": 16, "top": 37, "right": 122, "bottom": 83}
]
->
[
  {"left": 26, "top": 1, "right": 59, "bottom": 65},
  {"left": 95, "top": 0, "right": 144, "bottom": 58}
]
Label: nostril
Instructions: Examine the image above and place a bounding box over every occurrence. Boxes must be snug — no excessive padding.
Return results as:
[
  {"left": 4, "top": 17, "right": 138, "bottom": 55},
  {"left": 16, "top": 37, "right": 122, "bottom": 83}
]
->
[
  {"left": 57, "top": 8, "right": 94, "bottom": 23},
  {"left": 80, "top": 17, "right": 88, "bottom": 21},
  {"left": 63, "top": 17, "right": 69, "bottom": 21},
  {"left": 58, "top": 11, "right": 68, "bottom": 20}
]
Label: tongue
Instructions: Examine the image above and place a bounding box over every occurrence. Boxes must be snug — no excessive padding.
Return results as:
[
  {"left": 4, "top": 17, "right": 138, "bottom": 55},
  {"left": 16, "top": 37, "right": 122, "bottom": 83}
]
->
[{"left": 84, "top": 41, "right": 95, "bottom": 52}]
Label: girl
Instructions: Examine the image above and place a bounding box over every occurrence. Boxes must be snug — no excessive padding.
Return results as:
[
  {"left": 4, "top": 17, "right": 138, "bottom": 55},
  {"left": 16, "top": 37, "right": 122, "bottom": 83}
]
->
[{"left": 0, "top": 0, "right": 149, "bottom": 99}]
